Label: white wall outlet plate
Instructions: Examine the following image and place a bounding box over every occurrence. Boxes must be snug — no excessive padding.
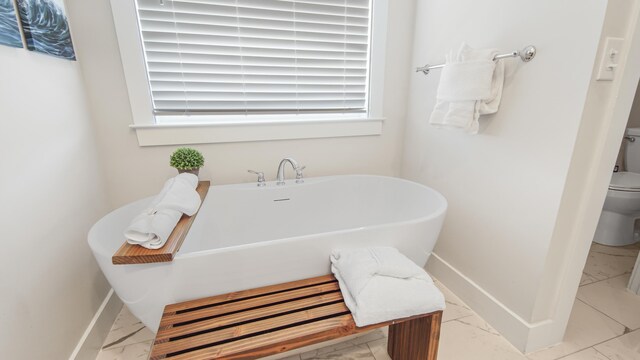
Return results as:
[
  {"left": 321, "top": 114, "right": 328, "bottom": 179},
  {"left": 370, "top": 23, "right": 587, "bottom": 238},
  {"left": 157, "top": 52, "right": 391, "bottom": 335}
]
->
[{"left": 597, "top": 37, "right": 624, "bottom": 81}]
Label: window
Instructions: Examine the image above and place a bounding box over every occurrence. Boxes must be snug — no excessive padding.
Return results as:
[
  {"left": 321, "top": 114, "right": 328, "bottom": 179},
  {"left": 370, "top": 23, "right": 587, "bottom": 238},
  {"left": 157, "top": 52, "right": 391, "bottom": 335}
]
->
[{"left": 111, "top": 0, "right": 387, "bottom": 145}]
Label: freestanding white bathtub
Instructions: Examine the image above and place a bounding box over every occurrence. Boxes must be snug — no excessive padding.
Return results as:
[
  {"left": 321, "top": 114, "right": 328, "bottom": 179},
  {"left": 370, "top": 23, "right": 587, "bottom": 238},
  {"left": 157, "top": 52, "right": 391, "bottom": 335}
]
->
[{"left": 88, "top": 175, "right": 447, "bottom": 331}]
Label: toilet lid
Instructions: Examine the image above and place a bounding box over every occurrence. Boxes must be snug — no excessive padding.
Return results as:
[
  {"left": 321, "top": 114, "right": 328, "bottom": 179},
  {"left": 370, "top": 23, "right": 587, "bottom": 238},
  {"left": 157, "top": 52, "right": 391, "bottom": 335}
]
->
[{"left": 609, "top": 172, "right": 640, "bottom": 191}]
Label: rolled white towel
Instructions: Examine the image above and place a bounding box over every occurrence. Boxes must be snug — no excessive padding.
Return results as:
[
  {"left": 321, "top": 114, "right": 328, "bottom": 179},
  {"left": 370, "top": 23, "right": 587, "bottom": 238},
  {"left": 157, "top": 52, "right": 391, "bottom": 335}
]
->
[
  {"left": 125, "top": 173, "right": 201, "bottom": 249},
  {"left": 152, "top": 172, "right": 200, "bottom": 216},
  {"left": 331, "top": 247, "right": 445, "bottom": 327}
]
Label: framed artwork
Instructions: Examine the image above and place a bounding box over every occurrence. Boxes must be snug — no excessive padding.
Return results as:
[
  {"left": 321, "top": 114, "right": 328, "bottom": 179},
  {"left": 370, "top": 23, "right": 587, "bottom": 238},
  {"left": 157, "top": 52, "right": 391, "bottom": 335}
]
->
[
  {"left": 17, "top": 0, "right": 75, "bottom": 60},
  {"left": 0, "top": 0, "right": 23, "bottom": 48}
]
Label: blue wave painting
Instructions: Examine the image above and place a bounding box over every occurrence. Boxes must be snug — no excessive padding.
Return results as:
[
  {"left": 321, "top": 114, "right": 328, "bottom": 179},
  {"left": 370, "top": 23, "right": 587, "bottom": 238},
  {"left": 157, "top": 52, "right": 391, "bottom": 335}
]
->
[
  {"left": 17, "top": 0, "right": 75, "bottom": 60},
  {"left": 0, "top": 0, "right": 23, "bottom": 48}
]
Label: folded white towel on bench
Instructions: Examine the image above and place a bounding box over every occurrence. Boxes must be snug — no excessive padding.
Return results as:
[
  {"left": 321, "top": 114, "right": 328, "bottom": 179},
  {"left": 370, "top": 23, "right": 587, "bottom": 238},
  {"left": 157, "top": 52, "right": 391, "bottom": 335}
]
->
[
  {"left": 331, "top": 247, "right": 445, "bottom": 327},
  {"left": 124, "top": 173, "right": 201, "bottom": 249}
]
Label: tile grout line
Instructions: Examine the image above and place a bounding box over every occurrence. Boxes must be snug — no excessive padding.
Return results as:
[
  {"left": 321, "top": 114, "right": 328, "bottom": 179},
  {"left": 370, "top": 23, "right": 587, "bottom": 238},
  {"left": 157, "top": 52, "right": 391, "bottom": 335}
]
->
[
  {"left": 553, "top": 327, "right": 640, "bottom": 360},
  {"left": 553, "top": 346, "right": 615, "bottom": 360},
  {"left": 581, "top": 265, "right": 636, "bottom": 287},
  {"left": 366, "top": 342, "right": 382, "bottom": 360},
  {"left": 578, "top": 264, "right": 626, "bottom": 287},
  {"left": 579, "top": 277, "right": 605, "bottom": 287},
  {"left": 454, "top": 316, "right": 501, "bottom": 337},
  {"left": 580, "top": 272, "right": 633, "bottom": 289},
  {"left": 592, "top": 348, "right": 615, "bottom": 360},
  {"left": 101, "top": 326, "right": 147, "bottom": 350},
  {"left": 442, "top": 313, "right": 473, "bottom": 323},
  {"left": 575, "top": 297, "right": 628, "bottom": 332},
  {"left": 544, "top": 298, "right": 633, "bottom": 360},
  {"left": 579, "top": 267, "right": 638, "bottom": 291},
  {"left": 581, "top": 244, "right": 639, "bottom": 285}
]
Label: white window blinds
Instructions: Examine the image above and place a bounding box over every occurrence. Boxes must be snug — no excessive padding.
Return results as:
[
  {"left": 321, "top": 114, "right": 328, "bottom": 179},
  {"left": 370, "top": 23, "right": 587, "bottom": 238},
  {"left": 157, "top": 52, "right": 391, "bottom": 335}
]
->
[{"left": 134, "top": 0, "right": 372, "bottom": 117}]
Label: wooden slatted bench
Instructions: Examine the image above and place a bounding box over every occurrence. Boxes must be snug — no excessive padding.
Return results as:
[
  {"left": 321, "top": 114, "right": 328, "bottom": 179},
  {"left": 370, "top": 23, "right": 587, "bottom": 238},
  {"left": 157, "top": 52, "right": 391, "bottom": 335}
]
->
[{"left": 150, "top": 275, "right": 442, "bottom": 360}]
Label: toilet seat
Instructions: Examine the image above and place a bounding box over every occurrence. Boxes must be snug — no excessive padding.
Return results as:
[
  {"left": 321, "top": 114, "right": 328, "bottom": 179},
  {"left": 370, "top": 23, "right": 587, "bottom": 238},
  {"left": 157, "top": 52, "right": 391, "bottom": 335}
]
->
[{"left": 609, "top": 172, "right": 640, "bottom": 192}]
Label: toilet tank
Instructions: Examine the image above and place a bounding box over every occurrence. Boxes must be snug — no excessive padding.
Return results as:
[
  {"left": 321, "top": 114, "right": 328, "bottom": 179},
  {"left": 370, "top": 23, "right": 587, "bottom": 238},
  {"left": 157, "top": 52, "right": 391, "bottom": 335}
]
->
[{"left": 626, "top": 128, "right": 640, "bottom": 172}]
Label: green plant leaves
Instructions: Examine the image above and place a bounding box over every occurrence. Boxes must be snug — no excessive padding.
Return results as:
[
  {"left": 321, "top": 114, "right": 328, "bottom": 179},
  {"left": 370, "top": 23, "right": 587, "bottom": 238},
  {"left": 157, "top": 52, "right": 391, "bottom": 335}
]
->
[{"left": 170, "top": 147, "right": 205, "bottom": 170}]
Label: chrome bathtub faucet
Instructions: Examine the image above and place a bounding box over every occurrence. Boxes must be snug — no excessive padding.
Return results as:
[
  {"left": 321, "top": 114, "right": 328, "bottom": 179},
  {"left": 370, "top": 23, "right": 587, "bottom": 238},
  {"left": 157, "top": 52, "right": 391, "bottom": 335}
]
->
[{"left": 276, "top": 158, "right": 305, "bottom": 185}]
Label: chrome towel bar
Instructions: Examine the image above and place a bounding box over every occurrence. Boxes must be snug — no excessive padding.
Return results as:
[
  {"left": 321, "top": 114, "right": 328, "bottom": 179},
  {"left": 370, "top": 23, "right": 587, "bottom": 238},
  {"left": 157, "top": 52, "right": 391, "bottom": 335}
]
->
[{"left": 415, "top": 45, "right": 537, "bottom": 75}]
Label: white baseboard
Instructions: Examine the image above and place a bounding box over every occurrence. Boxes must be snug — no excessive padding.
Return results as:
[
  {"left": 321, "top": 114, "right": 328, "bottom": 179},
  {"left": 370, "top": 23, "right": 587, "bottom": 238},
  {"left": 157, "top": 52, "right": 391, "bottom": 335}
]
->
[
  {"left": 427, "top": 253, "right": 556, "bottom": 353},
  {"left": 69, "top": 289, "right": 123, "bottom": 360}
]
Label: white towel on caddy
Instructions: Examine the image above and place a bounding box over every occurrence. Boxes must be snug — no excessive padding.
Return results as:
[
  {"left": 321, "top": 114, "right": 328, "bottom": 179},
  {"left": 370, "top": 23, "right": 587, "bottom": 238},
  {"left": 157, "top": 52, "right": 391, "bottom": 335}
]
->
[
  {"left": 124, "top": 173, "right": 201, "bottom": 249},
  {"left": 330, "top": 247, "right": 445, "bottom": 327},
  {"left": 429, "top": 43, "right": 505, "bottom": 134}
]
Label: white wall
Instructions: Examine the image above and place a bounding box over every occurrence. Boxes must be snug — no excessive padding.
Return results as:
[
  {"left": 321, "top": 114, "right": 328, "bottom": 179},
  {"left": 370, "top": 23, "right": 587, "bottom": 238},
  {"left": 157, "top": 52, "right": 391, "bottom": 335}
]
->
[
  {"left": 401, "top": 0, "right": 610, "bottom": 352},
  {"left": 0, "top": 48, "right": 111, "bottom": 358},
  {"left": 66, "top": 0, "right": 417, "bottom": 207}
]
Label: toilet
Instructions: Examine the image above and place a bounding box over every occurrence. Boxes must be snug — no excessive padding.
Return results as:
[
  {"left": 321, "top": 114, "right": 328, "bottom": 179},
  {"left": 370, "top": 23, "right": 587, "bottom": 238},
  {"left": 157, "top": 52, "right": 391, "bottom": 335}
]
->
[{"left": 594, "top": 128, "right": 640, "bottom": 246}]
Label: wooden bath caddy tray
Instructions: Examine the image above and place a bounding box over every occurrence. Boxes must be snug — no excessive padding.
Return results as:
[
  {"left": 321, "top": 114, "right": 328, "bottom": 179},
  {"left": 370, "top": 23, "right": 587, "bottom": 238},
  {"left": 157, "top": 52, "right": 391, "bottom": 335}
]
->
[{"left": 112, "top": 181, "right": 210, "bottom": 265}]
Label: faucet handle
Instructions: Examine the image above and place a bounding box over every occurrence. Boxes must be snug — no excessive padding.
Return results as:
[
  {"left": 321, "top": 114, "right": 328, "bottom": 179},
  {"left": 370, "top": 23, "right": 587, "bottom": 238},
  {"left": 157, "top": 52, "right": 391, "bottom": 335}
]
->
[
  {"left": 295, "top": 165, "right": 306, "bottom": 183},
  {"left": 247, "top": 170, "right": 266, "bottom": 187}
]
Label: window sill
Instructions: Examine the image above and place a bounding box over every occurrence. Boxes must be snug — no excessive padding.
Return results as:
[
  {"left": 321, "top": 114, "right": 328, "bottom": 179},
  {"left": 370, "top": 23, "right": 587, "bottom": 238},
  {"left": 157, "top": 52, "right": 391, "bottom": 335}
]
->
[{"left": 130, "top": 117, "right": 384, "bottom": 147}]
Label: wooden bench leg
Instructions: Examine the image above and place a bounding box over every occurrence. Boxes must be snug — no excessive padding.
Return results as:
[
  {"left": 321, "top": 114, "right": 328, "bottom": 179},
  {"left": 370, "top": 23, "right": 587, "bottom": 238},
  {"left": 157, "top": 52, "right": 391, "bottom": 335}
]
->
[{"left": 387, "top": 311, "right": 442, "bottom": 360}]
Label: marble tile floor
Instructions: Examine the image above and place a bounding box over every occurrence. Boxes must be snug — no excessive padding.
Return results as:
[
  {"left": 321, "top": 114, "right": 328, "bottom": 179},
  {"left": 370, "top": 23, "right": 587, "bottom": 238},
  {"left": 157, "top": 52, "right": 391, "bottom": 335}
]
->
[
  {"left": 527, "top": 241, "right": 640, "bottom": 360},
  {"left": 96, "top": 242, "right": 640, "bottom": 360}
]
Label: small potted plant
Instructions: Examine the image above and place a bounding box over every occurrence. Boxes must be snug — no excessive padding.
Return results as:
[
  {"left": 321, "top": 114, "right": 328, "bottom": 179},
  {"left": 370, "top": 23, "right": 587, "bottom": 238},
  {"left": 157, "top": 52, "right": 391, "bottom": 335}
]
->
[{"left": 170, "top": 147, "right": 205, "bottom": 176}]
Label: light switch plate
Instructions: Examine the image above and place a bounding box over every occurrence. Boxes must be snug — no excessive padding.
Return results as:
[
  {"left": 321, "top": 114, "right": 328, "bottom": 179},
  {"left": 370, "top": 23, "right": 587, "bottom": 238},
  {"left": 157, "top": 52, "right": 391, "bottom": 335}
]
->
[{"left": 597, "top": 37, "right": 624, "bottom": 81}]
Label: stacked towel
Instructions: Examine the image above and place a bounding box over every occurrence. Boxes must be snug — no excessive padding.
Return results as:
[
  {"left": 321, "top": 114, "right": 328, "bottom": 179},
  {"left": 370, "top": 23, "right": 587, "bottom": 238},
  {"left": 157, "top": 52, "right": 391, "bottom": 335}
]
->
[
  {"left": 125, "top": 173, "right": 202, "bottom": 249},
  {"left": 429, "top": 43, "right": 505, "bottom": 134},
  {"left": 331, "top": 247, "right": 445, "bottom": 327}
]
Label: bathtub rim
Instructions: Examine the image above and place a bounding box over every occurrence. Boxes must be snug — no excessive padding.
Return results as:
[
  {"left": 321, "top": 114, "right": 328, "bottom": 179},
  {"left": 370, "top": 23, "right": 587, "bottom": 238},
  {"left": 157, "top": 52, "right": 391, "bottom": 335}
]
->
[
  {"left": 88, "top": 174, "right": 448, "bottom": 260},
  {"left": 176, "top": 208, "right": 446, "bottom": 259},
  {"left": 177, "top": 174, "right": 447, "bottom": 258}
]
